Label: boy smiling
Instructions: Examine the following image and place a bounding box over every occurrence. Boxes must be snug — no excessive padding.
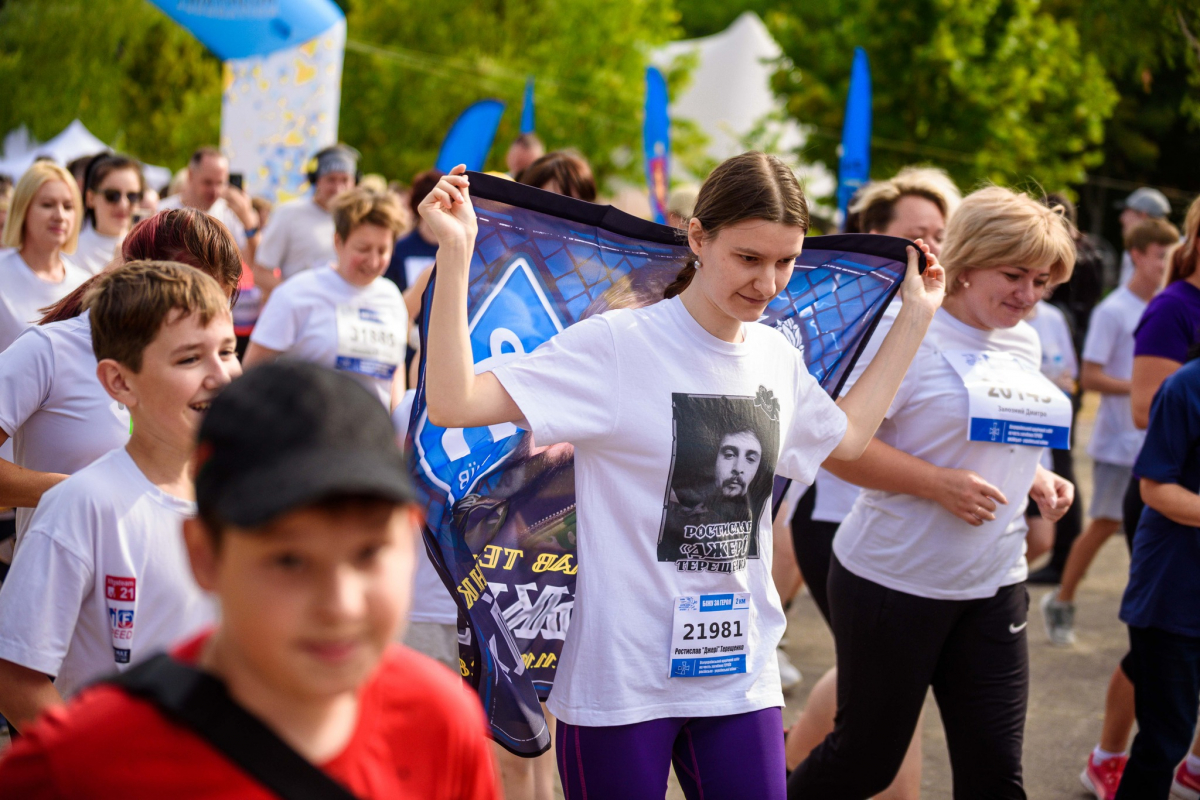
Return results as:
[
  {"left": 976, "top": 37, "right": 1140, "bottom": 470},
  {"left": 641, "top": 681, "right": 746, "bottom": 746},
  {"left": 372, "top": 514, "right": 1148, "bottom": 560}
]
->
[
  {"left": 0, "top": 261, "right": 240, "bottom": 730},
  {"left": 0, "top": 361, "right": 499, "bottom": 799}
]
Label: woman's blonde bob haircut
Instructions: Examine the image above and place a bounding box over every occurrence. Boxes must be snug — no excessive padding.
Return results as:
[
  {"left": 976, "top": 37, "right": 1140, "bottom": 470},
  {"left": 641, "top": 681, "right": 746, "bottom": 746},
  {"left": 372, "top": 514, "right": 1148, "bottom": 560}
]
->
[
  {"left": 849, "top": 165, "right": 963, "bottom": 232},
  {"left": 1, "top": 161, "right": 82, "bottom": 252},
  {"left": 939, "top": 186, "right": 1075, "bottom": 294}
]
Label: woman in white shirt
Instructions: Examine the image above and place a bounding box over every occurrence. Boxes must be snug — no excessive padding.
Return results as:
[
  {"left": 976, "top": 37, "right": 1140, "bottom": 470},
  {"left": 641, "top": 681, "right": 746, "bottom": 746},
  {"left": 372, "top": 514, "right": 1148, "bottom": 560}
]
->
[
  {"left": 74, "top": 154, "right": 145, "bottom": 275},
  {"left": 0, "top": 161, "right": 89, "bottom": 353},
  {"left": 789, "top": 187, "right": 1077, "bottom": 800},
  {"left": 245, "top": 188, "right": 408, "bottom": 409},
  {"left": 420, "top": 153, "right": 945, "bottom": 800}
]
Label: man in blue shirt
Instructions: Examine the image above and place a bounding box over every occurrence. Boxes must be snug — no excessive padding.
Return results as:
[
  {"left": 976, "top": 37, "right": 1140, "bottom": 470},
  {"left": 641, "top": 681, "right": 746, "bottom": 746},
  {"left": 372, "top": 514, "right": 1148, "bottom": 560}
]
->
[{"left": 1117, "top": 356, "right": 1200, "bottom": 798}]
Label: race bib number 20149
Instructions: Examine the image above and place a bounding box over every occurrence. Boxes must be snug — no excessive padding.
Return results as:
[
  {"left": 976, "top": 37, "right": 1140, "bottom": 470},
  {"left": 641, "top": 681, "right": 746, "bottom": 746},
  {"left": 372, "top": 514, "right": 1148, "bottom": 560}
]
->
[
  {"left": 669, "top": 593, "right": 750, "bottom": 678},
  {"left": 943, "top": 350, "right": 1072, "bottom": 449}
]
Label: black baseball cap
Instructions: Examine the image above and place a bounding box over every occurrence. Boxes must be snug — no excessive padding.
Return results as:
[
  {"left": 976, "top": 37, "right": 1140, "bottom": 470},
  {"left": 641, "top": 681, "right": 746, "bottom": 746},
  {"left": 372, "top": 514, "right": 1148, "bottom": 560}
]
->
[{"left": 195, "top": 361, "right": 416, "bottom": 528}]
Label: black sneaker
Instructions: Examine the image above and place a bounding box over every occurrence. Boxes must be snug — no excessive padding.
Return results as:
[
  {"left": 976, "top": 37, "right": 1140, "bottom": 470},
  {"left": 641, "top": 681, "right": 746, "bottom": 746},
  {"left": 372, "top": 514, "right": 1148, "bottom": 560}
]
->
[{"left": 1027, "top": 566, "right": 1062, "bottom": 585}]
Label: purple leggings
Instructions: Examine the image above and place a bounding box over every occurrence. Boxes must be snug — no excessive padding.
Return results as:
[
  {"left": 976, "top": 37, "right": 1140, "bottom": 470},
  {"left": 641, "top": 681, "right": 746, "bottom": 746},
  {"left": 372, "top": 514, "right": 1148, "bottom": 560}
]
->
[{"left": 556, "top": 707, "right": 786, "bottom": 800}]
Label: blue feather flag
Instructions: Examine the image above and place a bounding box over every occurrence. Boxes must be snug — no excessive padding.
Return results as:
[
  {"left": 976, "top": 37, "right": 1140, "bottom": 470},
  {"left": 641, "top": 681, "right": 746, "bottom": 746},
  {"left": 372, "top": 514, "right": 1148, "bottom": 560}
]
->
[{"left": 407, "top": 173, "right": 921, "bottom": 755}]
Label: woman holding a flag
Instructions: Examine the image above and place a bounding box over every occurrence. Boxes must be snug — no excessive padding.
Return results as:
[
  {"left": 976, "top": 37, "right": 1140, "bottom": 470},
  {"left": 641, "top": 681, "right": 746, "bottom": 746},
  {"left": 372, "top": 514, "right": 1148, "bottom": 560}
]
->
[{"left": 419, "top": 153, "right": 944, "bottom": 799}]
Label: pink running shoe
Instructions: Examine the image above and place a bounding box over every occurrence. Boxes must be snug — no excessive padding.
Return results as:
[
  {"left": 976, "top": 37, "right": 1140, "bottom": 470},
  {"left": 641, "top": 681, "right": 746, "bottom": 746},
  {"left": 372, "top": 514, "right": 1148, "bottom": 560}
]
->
[
  {"left": 1081, "top": 752, "right": 1127, "bottom": 800},
  {"left": 1172, "top": 762, "right": 1200, "bottom": 800}
]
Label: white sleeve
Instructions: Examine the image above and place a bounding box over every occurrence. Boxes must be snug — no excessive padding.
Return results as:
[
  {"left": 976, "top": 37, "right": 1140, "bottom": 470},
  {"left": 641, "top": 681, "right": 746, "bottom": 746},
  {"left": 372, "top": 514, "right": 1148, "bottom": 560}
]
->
[
  {"left": 255, "top": 209, "right": 289, "bottom": 270},
  {"left": 838, "top": 298, "right": 900, "bottom": 395},
  {"left": 1081, "top": 304, "right": 1117, "bottom": 367},
  {"left": 249, "top": 287, "right": 299, "bottom": 352},
  {"left": 0, "top": 329, "right": 53, "bottom": 439},
  {"left": 0, "top": 528, "right": 90, "bottom": 676},
  {"left": 1059, "top": 322, "right": 1079, "bottom": 381},
  {"left": 491, "top": 316, "right": 619, "bottom": 447},
  {"left": 777, "top": 352, "right": 849, "bottom": 485}
]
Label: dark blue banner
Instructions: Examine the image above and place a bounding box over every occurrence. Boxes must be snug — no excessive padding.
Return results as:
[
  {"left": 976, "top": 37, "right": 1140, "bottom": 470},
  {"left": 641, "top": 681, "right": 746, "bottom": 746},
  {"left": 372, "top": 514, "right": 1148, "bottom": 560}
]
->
[{"left": 407, "top": 173, "right": 920, "bottom": 755}]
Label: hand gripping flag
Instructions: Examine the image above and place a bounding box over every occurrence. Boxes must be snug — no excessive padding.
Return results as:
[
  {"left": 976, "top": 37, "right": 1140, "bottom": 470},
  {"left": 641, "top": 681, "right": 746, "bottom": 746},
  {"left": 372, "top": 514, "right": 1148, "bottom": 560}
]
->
[{"left": 407, "top": 172, "right": 923, "bottom": 755}]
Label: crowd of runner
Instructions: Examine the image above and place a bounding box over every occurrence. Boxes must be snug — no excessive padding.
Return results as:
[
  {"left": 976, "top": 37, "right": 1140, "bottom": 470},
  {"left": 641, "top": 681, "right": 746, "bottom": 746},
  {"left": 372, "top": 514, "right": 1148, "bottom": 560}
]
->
[{"left": 0, "top": 134, "right": 1194, "bottom": 800}]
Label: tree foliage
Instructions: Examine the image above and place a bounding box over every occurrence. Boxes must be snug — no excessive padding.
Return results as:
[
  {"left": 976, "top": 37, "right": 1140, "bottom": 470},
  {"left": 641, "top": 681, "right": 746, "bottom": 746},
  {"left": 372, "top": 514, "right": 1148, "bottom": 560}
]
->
[
  {"left": 339, "top": 0, "right": 682, "bottom": 188},
  {"left": 763, "top": 0, "right": 1118, "bottom": 194},
  {"left": 0, "top": 0, "right": 222, "bottom": 169}
]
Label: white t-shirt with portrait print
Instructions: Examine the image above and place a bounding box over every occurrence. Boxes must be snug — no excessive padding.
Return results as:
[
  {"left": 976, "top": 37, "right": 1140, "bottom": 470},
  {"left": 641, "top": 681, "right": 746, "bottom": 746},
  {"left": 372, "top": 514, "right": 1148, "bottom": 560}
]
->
[
  {"left": 0, "top": 249, "right": 89, "bottom": 353},
  {"left": 0, "top": 311, "right": 131, "bottom": 543},
  {"left": 250, "top": 266, "right": 408, "bottom": 407},
  {"left": 834, "top": 308, "right": 1044, "bottom": 601},
  {"left": 492, "top": 295, "right": 848, "bottom": 727},
  {"left": 0, "top": 447, "right": 214, "bottom": 698},
  {"left": 1083, "top": 286, "right": 1148, "bottom": 467}
]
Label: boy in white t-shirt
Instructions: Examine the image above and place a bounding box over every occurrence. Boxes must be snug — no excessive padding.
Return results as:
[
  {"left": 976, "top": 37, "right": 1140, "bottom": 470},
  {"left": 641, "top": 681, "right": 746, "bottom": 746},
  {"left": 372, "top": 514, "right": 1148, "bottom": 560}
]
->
[
  {"left": 1042, "top": 217, "right": 1179, "bottom": 649},
  {"left": 245, "top": 187, "right": 408, "bottom": 408},
  {"left": 0, "top": 261, "right": 241, "bottom": 731}
]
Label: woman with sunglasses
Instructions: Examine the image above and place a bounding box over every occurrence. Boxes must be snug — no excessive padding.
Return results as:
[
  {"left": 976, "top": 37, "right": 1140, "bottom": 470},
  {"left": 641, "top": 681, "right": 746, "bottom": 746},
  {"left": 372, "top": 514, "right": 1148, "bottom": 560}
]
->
[{"left": 73, "top": 154, "right": 145, "bottom": 275}]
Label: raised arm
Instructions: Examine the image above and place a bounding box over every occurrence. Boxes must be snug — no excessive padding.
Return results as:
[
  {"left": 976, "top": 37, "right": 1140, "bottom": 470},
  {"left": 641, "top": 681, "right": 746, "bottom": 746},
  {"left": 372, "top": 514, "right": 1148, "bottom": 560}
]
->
[
  {"left": 420, "top": 166, "right": 523, "bottom": 429},
  {"left": 829, "top": 242, "right": 945, "bottom": 460}
]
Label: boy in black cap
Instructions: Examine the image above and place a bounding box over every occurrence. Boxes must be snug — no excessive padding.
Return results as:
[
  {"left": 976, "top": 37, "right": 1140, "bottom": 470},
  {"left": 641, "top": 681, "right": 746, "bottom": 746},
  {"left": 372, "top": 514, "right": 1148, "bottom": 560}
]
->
[{"left": 0, "top": 361, "right": 500, "bottom": 800}]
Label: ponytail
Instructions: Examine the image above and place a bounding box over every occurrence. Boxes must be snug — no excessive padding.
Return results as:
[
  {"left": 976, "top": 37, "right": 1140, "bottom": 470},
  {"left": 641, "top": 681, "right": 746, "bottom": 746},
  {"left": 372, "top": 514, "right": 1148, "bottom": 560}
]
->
[{"left": 663, "top": 259, "right": 698, "bottom": 299}]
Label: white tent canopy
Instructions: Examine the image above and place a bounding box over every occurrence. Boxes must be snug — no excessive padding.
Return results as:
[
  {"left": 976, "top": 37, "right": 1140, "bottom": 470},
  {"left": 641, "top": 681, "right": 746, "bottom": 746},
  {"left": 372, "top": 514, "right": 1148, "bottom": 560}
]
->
[
  {"left": 0, "top": 119, "right": 172, "bottom": 190},
  {"left": 656, "top": 12, "right": 834, "bottom": 196}
]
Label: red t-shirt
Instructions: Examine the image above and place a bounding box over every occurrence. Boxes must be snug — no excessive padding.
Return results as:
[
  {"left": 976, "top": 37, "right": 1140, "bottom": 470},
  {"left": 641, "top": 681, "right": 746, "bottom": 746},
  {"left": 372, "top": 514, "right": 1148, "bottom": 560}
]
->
[{"left": 0, "top": 636, "right": 500, "bottom": 799}]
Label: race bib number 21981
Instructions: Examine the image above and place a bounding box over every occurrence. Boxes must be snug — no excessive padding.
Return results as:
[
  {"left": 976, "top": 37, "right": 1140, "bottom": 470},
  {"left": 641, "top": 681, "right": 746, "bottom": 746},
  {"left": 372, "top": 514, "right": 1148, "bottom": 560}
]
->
[{"left": 669, "top": 593, "right": 750, "bottom": 678}]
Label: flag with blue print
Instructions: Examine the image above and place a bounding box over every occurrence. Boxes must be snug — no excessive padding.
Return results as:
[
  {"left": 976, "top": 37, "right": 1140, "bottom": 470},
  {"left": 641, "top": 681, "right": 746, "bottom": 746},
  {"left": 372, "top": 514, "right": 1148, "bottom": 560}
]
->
[{"left": 407, "top": 172, "right": 923, "bottom": 756}]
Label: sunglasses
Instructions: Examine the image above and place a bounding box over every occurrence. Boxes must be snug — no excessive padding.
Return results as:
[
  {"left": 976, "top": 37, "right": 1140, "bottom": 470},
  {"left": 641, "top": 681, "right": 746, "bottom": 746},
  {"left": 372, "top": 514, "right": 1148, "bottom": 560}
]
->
[{"left": 101, "top": 189, "right": 144, "bottom": 205}]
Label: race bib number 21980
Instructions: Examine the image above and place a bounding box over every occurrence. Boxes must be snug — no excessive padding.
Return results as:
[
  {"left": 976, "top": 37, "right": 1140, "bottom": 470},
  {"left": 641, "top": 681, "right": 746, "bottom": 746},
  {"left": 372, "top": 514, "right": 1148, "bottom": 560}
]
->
[{"left": 669, "top": 593, "right": 750, "bottom": 678}]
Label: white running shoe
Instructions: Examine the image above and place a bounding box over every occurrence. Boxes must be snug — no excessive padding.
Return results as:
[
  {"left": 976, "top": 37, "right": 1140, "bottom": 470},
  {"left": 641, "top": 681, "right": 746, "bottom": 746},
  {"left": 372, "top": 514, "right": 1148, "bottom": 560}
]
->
[{"left": 1041, "top": 590, "right": 1077, "bottom": 646}]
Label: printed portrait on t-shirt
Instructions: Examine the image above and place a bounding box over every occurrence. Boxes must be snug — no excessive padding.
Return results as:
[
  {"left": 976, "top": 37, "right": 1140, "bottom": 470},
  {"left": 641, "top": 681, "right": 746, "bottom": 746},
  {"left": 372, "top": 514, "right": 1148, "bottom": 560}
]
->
[{"left": 658, "top": 388, "right": 780, "bottom": 573}]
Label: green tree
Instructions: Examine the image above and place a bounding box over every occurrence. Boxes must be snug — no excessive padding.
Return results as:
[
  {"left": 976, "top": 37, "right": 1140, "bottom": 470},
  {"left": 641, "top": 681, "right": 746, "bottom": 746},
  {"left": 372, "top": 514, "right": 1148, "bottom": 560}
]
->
[
  {"left": 1049, "top": 1, "right": 1200, "bottom": 212},
  {"left": 764, "top": 0, "right": 1118, "bottom": 195},
  {"left": 339, "top": 0, "right": 683, "bottom": 189},
  {"left": 0, "top": 0, "right": 221, "bottom": 172}
]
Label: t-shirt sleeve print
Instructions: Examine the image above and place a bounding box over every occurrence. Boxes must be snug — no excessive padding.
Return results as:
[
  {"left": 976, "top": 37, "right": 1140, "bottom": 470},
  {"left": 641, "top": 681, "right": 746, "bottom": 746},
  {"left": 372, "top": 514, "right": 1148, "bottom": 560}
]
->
[{"left": 656, "top": 389, "right": 781, "bottom": 574}]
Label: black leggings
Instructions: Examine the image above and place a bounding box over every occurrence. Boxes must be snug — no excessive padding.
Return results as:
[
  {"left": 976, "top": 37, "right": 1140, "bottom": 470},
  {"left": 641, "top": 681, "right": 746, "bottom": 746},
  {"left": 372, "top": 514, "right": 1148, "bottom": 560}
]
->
[
  {"left": 789, "top": 482, "right": 839, "bottom": 626},
  {"left": 787, "top": 558, "right": 1030, "bottom": 800}
]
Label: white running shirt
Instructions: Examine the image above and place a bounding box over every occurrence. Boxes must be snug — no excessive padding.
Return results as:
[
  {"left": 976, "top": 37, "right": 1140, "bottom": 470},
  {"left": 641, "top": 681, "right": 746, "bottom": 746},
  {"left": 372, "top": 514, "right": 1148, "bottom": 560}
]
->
[
  {"left": 1083, "top": 287, "right": 1148, "bottom": 467},
  {"left": 255, "top": 197, "right": 336, "bottom": 281},
  {"left": 0, "top": 447, "right": 214, "bottom": 697},
  {"left": 834, "top": 308, "right": 1043, "bottom": 600},
  {"left": 0, "top": 312, "right": 131, "bottom": 542},
  {"left": 493, "top": 296, "right": 847, "bottom": 726},
  {"left": 0, "top": 250, "right": 89, "bottom": 352},
  {"left": 251, "top": 267, "right": 408, "bottom": 407}
]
